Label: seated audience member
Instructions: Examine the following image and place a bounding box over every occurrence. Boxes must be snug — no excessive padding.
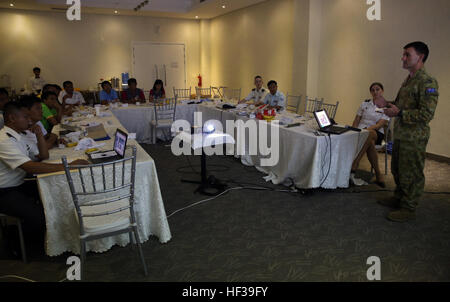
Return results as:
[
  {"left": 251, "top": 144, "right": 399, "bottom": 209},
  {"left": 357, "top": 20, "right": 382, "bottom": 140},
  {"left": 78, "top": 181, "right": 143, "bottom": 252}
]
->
[
  {"left": 149, "top": 79, "right": 166, "bottom": 102},
  {"left": 0, "top": 88, "right": 10, "bottom": 129},
  {"left": 20, "top": 95, "right": 58, "bottom": 149},
  {"left": 0, "top": 102, "right": 88, "bottom": 254},
  {"left": 99, "top": 81, "right": 119, "bottom": 105},
  {"left": 53, "top": 84, "right": 63, "bottom": 97},
  {"left": 41, "top": 83, "right": 58, "bottom": 95},
  {"left": 350, "top": 82, "right": 390, "bottom": 187},
  {"left": 121, "top": 78, "right": 145, "bottom": 104},
  {"left": 27, "top": 67, "right": 46, "bottom": 95},
  {"left": 260, "top": 80, "right": 285, "bottom": 111},
  {"left": 239, "top": 75, "right": 267, "bottom": 104},
  {"left": 59, "top": 81, "right": 85, "bottom": 107},
  {"left": 41, "top": 92, "right": 66, "bottom": 132}
]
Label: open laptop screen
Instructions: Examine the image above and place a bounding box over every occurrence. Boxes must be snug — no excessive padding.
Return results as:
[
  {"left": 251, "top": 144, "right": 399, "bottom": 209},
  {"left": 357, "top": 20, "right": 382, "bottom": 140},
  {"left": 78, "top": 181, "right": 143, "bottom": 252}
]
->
[
  {"left": 314, "top": 110, "right": 332, "bottom": 128},
  {"left": 113, "top": 129, "right": 128, "bottom": 157}
]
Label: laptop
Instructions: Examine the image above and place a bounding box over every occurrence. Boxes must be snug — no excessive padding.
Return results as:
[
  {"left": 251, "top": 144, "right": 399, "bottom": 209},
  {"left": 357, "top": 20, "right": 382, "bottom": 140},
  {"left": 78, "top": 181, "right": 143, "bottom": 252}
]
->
[
  {"left": 88, "top": 129, "right": 128, "bottom": 164},
  {"left": 313, "top": 110, "right": 349, "bottom": 135}
]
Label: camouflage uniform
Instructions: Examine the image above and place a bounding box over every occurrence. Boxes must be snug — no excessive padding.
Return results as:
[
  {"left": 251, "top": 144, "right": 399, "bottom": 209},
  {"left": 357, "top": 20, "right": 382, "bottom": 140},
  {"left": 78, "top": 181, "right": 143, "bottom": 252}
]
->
[{"left": 392, "top": 67, "right": 439, "bottom": 211}]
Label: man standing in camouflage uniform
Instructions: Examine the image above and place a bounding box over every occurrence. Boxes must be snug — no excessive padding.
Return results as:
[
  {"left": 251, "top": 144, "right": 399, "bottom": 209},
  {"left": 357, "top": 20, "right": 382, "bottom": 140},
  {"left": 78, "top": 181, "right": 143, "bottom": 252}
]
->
[{"left": 380, "top": 41, "right": 439, "bottom": 222}]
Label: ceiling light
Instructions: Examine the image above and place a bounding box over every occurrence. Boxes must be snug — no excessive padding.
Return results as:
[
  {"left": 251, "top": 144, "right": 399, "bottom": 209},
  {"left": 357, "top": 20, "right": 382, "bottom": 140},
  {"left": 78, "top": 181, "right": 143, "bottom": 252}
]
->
[
  {"left": 114, "top": 10, "right": 118, "bottom": 14},
  {"left": 195, "top": 16, "right": 199, "bottom": 19},
  {"left": 9, "top": 3, "right": 14, "bottom": 7},
  {"left": 222, "top": 5, "right": 226, "bottom": 9}
]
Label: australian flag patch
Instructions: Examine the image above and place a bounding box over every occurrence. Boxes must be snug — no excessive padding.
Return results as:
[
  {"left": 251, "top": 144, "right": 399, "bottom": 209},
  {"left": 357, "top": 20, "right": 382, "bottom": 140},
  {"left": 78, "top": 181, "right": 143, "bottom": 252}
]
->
[{"left": 426, "top": 88, "right": 437, "bottom": 94}]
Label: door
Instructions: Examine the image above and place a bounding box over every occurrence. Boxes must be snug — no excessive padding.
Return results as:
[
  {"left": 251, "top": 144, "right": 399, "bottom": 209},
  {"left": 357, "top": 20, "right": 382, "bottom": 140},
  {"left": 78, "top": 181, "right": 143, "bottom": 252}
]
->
[{"left": 132, "top": 42, "right": 186, "bottom": 98}]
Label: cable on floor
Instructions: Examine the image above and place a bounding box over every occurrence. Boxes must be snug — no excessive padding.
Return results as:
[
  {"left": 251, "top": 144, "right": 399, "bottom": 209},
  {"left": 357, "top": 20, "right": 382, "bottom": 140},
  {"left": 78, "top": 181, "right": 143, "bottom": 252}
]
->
[
  {"left": 0, "top": 275, "right": 67, "bottom": 282},
  {"left": 167, "top": 185, "right": 297, "bottom": 219}
]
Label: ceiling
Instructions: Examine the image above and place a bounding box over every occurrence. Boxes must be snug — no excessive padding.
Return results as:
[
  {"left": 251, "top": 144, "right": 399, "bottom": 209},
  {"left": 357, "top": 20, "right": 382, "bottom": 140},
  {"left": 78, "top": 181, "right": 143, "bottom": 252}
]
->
[{"left": 1, "top": 0, "right": 268, "bottom": 19}]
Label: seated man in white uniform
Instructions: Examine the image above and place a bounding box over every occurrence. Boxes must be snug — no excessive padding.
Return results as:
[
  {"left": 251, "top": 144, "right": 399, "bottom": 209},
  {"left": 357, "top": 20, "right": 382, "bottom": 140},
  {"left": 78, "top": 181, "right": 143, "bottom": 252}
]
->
[
  {"left": 0, "top": 102, "right": 88, "bottom": 256},
  {"left": 239, "top": 75, "right": 268, "bottom": 104},
  {"left": 259, "top": 80, "right": 285, "bottom": 111},
  {"left": 59, "top": 80, "right": 85, "bottom": 108}
]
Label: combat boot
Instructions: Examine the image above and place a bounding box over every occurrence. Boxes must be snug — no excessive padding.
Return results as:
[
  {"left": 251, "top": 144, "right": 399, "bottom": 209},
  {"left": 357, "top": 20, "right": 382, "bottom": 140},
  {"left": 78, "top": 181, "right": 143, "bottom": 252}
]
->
[
  {"left": 387, "top": 208, "right": 416, "bottom": 222},
  {"left": 376, "top": 196, "right": 400, "bottom": 209}
]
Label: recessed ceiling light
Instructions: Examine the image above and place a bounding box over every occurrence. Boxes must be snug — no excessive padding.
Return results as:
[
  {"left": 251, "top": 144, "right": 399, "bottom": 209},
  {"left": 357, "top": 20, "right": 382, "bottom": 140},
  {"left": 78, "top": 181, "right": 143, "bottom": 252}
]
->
[
  {"left": 222, "top": 5, "right": 226, "bottom": 9},
  {"left": 10, "top": 3, "right": 14, "bottom": 7},
  {"left": 114, "top": 10, "right": 118, "bottom": 14},
  {"left": 195, "top": 16, "right": 199, "bottom": 19}
]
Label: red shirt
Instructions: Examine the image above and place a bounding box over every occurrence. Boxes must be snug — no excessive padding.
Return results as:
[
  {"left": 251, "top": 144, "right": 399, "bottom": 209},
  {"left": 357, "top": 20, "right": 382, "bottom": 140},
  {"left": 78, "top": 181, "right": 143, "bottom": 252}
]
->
[
  {"left": 149, "top": 88, "right": 166, "bottom": 99},
  {"left": 121, "top": 88, "right": 145, "bottom": 102}
]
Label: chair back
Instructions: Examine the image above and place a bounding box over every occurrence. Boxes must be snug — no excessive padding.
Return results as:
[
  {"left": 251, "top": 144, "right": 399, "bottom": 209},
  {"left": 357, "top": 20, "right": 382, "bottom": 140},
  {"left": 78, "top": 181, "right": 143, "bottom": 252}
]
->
[
  {"left": 80, "top": 91, "right": 97, "bottom": 106},
  {"left": 195, "top": 87, "right": 212, "bottom": 98},
  {"left": 173, "top": 87, "right": 191, "bottom": 100},
  {"left": 61, "top": 146, "right": 138, "bottom": 239},
  {"left": 286, "top": 93, "right": 302, "bottom": 113},
  {"left": 211, "top": 86, "right": 226, "bottom": 98},
  {"left": 153, "top": 97, "right": 177, "bottom": 124},
  {"left": 321, "top": 101, "right": 339, "bottom": 119},
  {"left": 305, "top": 96, "right": 323, "bottom": 116},
  {"left": 223, "top": 88, "right": 241, "bottom": 102}
]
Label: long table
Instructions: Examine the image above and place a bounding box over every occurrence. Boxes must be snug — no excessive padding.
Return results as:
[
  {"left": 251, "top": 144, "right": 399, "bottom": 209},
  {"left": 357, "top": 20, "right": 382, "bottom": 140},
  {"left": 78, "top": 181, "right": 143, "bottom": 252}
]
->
[
  {"left": 109, "top": 101, "right": 368, "bottom": 189},
  {"left": 37, "top": 110, "right": 171, "bottom": 256},
  {"left": 195, "top": 103, "right": 369, "bottom": 189}
]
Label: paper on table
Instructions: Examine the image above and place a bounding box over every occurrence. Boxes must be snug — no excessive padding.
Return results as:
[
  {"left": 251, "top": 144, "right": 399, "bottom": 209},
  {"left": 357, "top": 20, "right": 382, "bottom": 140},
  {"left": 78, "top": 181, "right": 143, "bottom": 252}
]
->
[
  {"left": 86, "top": 124, "right": 110, "bottom": 141},
  {"left": 74, "top": 138, "right": 106, "bottom": 151}
]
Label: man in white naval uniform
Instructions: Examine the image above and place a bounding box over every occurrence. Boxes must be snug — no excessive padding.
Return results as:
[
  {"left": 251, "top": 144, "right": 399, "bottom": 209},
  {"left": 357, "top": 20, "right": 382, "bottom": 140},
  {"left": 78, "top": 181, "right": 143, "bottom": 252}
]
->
[{"left": 239, "top": 76, "right": 268, "bottom": 104}]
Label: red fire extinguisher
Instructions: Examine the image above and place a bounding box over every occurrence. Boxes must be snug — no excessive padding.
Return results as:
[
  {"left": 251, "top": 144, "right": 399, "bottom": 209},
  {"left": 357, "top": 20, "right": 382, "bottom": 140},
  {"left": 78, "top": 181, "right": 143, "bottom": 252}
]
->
[{"left": 197, "top": 74, "right": 202, "bottom": 87}]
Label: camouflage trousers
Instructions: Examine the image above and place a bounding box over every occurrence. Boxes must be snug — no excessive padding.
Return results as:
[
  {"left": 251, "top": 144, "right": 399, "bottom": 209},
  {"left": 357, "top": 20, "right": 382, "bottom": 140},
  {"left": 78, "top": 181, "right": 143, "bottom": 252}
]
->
[{"left": 391, "top": 139, "right": 428, "bottom": 211}]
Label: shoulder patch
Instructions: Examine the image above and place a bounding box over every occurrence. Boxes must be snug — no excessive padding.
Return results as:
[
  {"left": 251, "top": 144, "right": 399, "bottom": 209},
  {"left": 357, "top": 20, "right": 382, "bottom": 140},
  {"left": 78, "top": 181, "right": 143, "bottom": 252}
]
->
[
  {"left": 425, "top": 87, "right": 438, "bottom": 95},
  {"left": 364, "top": 99, "right": 371, "bottom": 103},
  {"left": 6, "top": 133, "right": 16, "bottom": 141}
]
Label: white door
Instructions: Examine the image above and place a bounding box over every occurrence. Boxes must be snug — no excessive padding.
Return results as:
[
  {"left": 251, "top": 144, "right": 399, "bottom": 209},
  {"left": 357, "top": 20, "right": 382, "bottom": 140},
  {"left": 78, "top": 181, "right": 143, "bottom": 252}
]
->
[{"left": 132, "top": 42, "right": 186, "bottom": 98}]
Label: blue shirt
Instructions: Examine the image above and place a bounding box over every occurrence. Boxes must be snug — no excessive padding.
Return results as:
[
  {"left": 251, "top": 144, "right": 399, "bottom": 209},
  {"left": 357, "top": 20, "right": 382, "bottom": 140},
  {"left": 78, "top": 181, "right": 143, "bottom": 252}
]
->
[
  {"left": 100, "top": 89, "right": 119, "bottom": 102},
  {"left": 263, "top": 91, "right": 285, "bottom": 111}
]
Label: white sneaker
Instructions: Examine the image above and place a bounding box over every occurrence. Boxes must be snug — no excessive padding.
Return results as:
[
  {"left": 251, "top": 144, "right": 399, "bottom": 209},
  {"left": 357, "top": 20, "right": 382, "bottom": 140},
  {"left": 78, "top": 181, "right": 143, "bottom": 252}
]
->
[{"left": 350, "top": 173, "right": 368, "bottom": 186}]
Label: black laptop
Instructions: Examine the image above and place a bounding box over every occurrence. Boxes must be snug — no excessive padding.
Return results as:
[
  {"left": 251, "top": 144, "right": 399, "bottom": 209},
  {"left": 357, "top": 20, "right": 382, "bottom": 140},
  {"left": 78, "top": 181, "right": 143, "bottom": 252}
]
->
[
  {"left": 313, "top": 110, "right": 349, "bottom": 135},
  {"left": 88, "top": 129, "right": 128, "bottom": 164}
]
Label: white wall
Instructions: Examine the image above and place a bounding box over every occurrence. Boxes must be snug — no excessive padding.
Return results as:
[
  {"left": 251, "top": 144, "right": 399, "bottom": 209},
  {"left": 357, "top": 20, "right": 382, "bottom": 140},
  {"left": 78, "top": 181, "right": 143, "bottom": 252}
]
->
[
  {"left": 312, "top": 0, "right": 450, "bottom": 157},
  {"left": 0, "top": 9, "right": 201, "bottom": 91},
  {"left": 206, "top": 0, "right": 300, "bottom": 97},
  {"left": 1, "top": 1, "right": 448, "bottom": 157}
]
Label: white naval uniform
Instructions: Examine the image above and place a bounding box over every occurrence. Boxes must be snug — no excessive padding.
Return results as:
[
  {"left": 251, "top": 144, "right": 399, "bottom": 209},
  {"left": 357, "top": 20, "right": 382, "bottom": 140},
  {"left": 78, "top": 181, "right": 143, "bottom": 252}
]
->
[
  {"left": 356, "top": 99, "right": 390, "bottom": 134},
  {"left": 244, "top": 87, "right": 268, "bottom": 103},
  {"left": 0, "top": 126, "right": 39, "bottom": 188}
]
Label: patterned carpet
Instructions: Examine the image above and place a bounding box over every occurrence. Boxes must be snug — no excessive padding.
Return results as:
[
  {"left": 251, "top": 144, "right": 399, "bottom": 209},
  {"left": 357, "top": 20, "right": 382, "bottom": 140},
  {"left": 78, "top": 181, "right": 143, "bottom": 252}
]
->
[{"left": 0, "top": 143, "right": 449, "bottom": 282}]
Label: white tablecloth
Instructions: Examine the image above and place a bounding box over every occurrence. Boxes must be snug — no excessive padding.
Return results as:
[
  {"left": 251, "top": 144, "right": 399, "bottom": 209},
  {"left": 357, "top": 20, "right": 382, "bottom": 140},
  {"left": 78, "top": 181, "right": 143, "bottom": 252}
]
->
[
  {"left": 108, "top": 101, "right": 368, "bottom": 189},
  {"left": 196, "top": 103, "right": 369, "bottom": 189},
  {"left": 37, "top": 112, "right": 171, "bottom": 256}
]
